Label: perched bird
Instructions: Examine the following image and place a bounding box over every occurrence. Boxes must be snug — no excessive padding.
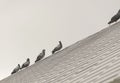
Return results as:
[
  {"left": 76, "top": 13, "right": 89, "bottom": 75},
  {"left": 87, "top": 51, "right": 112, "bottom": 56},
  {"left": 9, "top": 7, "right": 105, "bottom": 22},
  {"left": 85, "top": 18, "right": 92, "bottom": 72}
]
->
[
  {"left": 11, "top": 64, "right": 20, "bottom": 74},
  {"left": 21, "top": 58, "right": 30, "bottom": 69},
  {"left": 108, "top": 9, "right": 120, "bottom": 24},
  {"left": 52, "top": 41, "right": 62, "bottom": 54},
  {"left": 35, "top": 49, "right": 45, "bottom": 63}
]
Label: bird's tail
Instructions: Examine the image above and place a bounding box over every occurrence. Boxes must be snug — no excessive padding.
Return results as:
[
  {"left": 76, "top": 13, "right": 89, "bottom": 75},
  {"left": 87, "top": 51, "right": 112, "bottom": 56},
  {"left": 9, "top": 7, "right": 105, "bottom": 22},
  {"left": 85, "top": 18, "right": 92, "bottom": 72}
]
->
[
  {"left": 20, "top": 67, "right": 22, "bottom": 69},
  {"left": 11, "top": 71, "right": 15, "bottom": 74},
  {"left": 52, "top": 50, "right": 55, "bottom": 54},
  {"left": 35, "top": 60, "right": 37, "bottom": 63},
  {"left": 108, "top": 20, "right": 112, "bottom": 24},
  {"left": 11, "top": 72, "right": 14, "bottom": 74}
]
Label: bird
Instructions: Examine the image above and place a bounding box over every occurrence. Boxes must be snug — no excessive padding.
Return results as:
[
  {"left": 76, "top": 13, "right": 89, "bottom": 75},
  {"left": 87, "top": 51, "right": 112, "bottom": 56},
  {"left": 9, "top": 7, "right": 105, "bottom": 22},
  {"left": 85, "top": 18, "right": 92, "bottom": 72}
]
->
[
  {"left": 21, "top": 58, "right": 30, "bottom": 69},
  {"left": 11, "top": 64, "right": 20, "bottom": 74},
  {"left": 35, "top": 49, "right": 45, "bottom": 63},
  {"left": 108, "top": 9, "right": 120, "bottom": 24},
  {"left": 52, "top": 41, "right": 62, "bottom": 54}
]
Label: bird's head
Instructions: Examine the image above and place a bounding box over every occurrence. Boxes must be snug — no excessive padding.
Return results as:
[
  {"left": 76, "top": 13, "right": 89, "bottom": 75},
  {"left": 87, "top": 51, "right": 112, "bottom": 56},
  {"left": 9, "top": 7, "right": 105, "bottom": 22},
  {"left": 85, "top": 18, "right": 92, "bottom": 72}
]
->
[
  {"left": 27, "top": 58, "right": 30, "bottom": 62},
  {"left": 118, "top": 9, "right": 120, "bottom": 13},
  {"left": 18, "top": 64, "right": 20, "bottom": 67},
  {"left": 59, "top": 41, "right": 62, "bottom": 44},
  {"left": 42, "top": 49, "right": 45, "bottom": 52},
  {"left": 59, "top": 41, "right": 62, "bottom": 46}
]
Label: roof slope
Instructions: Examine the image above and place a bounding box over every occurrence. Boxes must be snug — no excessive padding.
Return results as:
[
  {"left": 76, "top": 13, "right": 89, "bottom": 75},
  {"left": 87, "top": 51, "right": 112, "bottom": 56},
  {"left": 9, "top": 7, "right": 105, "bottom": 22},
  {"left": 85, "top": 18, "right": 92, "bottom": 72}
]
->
[
  {"left": 109, "top": 78, "right": 120, "bottom": 83},
  {"left": 1, "top": 22, "right": 120, "bottom": 83}
]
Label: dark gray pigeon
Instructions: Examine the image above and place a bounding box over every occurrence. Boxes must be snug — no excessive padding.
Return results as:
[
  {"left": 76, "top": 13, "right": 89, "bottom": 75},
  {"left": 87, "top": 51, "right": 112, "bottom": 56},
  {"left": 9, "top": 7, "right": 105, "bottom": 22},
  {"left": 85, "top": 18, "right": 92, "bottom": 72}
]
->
[
  {"left": 35, "top": 49, "right": 45, "bottom": 63},
  {"left": 108, "top": 9, "right": 120, "bottom": 24},
  {"left": 11, "top": 64, "right": 20, "bottom": 74},
  {"left": 21, "top": 58, "right": 30, "bottom": 69},
  {"left": 52, "top": 41, "right": 62, "bottom": 54}
]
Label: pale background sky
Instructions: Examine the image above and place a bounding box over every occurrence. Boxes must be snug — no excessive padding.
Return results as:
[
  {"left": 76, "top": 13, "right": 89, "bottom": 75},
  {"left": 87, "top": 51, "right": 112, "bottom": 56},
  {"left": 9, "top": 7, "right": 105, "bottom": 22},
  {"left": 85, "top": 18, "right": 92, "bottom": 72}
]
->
[{"left": 0, "top": 0, "right": 120, "bottom": 80}]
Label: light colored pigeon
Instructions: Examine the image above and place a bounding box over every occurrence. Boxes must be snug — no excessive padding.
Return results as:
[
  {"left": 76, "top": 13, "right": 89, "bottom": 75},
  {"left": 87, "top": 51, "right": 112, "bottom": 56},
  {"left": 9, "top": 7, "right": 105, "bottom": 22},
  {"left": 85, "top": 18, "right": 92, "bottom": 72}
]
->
[
  {"left": 52, "top": 41, "right": 62, "bottom": 54},
  {"left": 35, "top": 49, "right": 45, "bottom": 63},
  {"left": 108, "top": 9, "right": 120, "bottom": 24},
  {"left": 21, "top": 58, "right": 30, "bottom": 69},
  {"left": 11, "top": 64, "right": 20, "bottom": 74}
]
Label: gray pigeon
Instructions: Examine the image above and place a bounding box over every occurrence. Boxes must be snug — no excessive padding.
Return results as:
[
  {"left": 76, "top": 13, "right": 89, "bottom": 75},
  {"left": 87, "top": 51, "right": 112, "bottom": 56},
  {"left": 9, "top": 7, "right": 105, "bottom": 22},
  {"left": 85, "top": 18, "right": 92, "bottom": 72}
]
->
[
  {"left": 35, "top": 49, "right": 45, "bottom": 63},
  {"left": 108, "top": 9, "right": 120, "bottom": 24},
  {"left": 21, "top": 58, "right": 30, "bottom": 69},
  {"left": 11, "top": 64, "right": 20, "bottom": 74},
  {"left": 52, "top": 41, "right": 62, "bottom": 54}
]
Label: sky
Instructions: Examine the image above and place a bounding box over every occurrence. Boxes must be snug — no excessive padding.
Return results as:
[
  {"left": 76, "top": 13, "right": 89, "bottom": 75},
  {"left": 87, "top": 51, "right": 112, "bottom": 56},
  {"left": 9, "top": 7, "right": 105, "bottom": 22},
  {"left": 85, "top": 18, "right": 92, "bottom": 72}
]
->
[{"left": 0, "top": 0, "right": 120, "bottom": 80}]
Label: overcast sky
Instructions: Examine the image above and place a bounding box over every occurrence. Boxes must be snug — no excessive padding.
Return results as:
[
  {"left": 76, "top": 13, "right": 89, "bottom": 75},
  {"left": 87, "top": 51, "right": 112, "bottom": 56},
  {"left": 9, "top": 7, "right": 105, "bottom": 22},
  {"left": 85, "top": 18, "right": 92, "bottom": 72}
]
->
[{"left": 0, "top": 0, "right": 120, "bottom": 80}]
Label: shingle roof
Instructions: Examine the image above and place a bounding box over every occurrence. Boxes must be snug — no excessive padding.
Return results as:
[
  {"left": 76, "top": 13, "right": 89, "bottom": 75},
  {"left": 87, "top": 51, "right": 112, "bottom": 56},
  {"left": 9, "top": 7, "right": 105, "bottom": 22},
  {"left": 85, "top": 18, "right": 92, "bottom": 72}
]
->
[{"left": 1, "top": 22, "right": 120, "bottom": 83}]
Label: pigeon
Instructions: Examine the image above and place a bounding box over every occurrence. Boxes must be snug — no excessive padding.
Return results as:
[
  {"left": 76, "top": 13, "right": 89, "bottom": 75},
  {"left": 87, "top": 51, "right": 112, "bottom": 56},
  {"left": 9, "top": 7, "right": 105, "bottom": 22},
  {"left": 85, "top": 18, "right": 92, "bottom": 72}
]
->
[
  {"left": 35, "top": 49, "right": 45, "bottom": 63},
  {"left": 108, "top": 9, "right": 120, "bottom": 24},
  {"left": 11, "top": 64, "right": 20, "bottom": 74},
  {"left": 21, "top": 58, "right": 30, "bottom": 69},
  {"left": 52, "top": 41, "right": 62, "bottom": 54}
]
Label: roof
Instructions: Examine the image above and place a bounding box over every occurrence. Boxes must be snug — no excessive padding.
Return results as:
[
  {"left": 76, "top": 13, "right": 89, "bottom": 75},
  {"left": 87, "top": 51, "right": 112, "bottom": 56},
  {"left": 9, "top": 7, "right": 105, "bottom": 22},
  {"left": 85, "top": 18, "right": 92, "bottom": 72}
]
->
[{"left": 1, "top": 22, "right": 120, "bottom": 83}]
